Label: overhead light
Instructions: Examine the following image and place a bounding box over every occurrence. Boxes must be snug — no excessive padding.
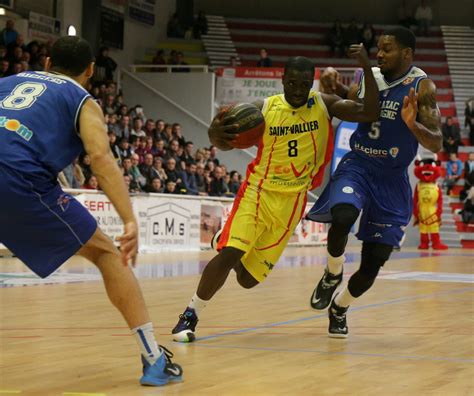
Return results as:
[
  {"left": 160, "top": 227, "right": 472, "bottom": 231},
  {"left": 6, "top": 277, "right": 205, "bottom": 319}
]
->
[
  {"left": 0, "top": 8, "right": 6, "bottom": 15},
  {"left": 67, "top": 25, "right": 77, "bottom": 36}
]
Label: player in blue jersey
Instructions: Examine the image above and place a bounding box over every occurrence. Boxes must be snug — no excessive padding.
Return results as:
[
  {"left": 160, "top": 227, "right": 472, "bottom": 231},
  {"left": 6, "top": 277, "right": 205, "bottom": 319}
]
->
[
  {"left": 307, "top": 27, "right": 443, "bottom": 338},
  {"left": 0, "top": 36, "right": 182, "bottom": 386}
]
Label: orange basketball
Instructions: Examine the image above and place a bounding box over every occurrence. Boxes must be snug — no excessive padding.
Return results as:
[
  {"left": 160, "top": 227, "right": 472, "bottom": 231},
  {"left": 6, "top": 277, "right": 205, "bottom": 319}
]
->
[{"left": 223, "top": 103, "right": 265, "bottom": 149}]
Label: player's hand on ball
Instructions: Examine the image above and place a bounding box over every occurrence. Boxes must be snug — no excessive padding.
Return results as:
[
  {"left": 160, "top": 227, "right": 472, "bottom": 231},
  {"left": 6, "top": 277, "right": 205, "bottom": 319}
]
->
[
  {"left": 208, "top": 112, "right": 239, "bottom": 151},
  {"left": 319, "top": 67, "right": 340, "bottom": 94},
  {"left": 348, "top": 43, "right": 371, "bottom": 69},
  {"left": 117, "top": 221, "right": 139, "bottom": 267},
  {"left": 402, "top": 87, "right": 418, "bottom": 129}
]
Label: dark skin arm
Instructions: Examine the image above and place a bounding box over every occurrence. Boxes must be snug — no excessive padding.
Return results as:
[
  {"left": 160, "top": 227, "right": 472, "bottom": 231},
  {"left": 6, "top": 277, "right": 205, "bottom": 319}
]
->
[
  {"left": 401, "top": 79, "right": 443, "bottom": 153},
  {"left": 322, "top": 44, "right": 380, "bottom": 122}
]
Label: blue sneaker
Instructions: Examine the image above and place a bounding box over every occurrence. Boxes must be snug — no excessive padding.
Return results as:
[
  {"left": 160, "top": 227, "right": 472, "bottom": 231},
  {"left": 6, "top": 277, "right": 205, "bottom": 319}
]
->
[
  {"left": 171, "top": 307, "right": 198, "bottom": 342},
  {"left": 140, "top": 345, "right": 183, "bottom": 386}
]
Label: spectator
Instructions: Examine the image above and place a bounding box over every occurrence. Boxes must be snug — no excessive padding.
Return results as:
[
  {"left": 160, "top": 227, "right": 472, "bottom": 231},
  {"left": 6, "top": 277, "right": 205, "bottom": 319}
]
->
[
  {"left": 165, "top": 139, "right": 181, "bottom": 165},
  {"left": 209, "top": 145, "right": 220, "bottom": 166},
  {"left": 414, "top": 0, "right": 433, "bottom": 36},
  {"left": 172, "top": 123, "right": 186, "bottom": 147},
  {"left": 257, "top": 48, "right": 272, "bottom": 67},
  {"left": 116, "top": 115, "right": 131, "bottom": 140},
  {"left": 83, "top": 175, "right": 99, "bottom": 190},
  {"left": 0, "top": 59, "right": 10, "bottom": 77},
  {"left": 0, "top": 20, "right": 18, "bottom": 47},
  {"left": 209, "top": 166, "right": 229, "bottom": 197},
  {"left": 460, "top": 152, "right": 474, "bottom": 201},
  {"left": 26, "top": 40, "right": 40, "bottom": 65},
  {"left": 152, "top": 138, "right": 167, "bottom": 158},
  {"left": 130, "top": 153, "right": 147, "bottom": 188},
  {"left": 103, "top": 94, "right": 118, "bottom": 115},
  {"left": 167, "top": 13, "right": 184, "bottom": 38},
  {"left": 182, "top": 162, "right": 199, "bottom": 195},
  {"left": 32, "top": 54, "right": 47, "bottom": 71},
  {"left": 146, "top": 177, "right": 164, "bottom": 193},
  {"left": 11, "top": 61, "right": 22, "bottom": 75},
  {"left": 181, "top": 141, "right": 194, "bottom": 164},
  {"left": 195, "top": 163, "right": 209, "bottom": 195},
  {"left": 154, "top": 119, "right": 166, "bottom": 139},
  {"left": 150, "top": 157, "right": 168, "bottom": 182},
  {"left": 228, "top": 171, "right": 241, "bottom": 195},
  {"left": 117, "top": 137, "right": 133, "bottom": 161},
  {"left": 8, "top": 46, "right": 22, "bottom": 67},
  {"left": 229, "top": 56, "right": 239, "bottom": 67},
  {"left": 0, "top": 45, "right": 7, "bottom": 60},
  {"left": 344, "top": 19, "right": 361, "bottom": 47},
  {"left": 152, "top": 49, "right": 166, "bottom": 67},
  {"left": 59, "top": 160, "right": 85, "bottom": 189},
  {"left": 442, "top": 116, "right": 461, "bottom": 154},
  {"left": 360, "top": 23, "right": 376, "bottom": 54},
  {"left": 130, "top": 105, "right": 146, "bottom": 124},
  {"left": 193, "top": 11, "right": 208, "bottom": 38},
  {"left": 143, "top": 119, "right": 156, "bottom": 137},
  {"left": 117, "top": 104, "right": 129, "bottom": 119},
  {"left": 20, "top": 60, "right": 29, "bottom": 72},
  {"left": 107, "top": 114, "right": 121, "bottom": 136},
  {"left": 123, "top": 174, "right": 139, "bottom": 193},
  {"left": 95, "top": 46, "right": 117, "bottom": 82},
  {"left": 108, "top": 131, "right": 121, "bottom": 161},
  {"left": 327, "top": 20, "right": 346, "bottom": 57},
  {"left": 139, "top": 153, "right": 155, "bottom": 183},
  {"left": 465, "top": 98, "right": 474, "bottom": 145},
  {"left": 131, "top": 117, "right": 146, "bottom": 138},
  {"left": 79, "top": 153, "right": 93, "bottom": 180},
  {"left": 159, "top": 123, "right": 173, "bottom": 145},
  {"left": 398, "top": 0, "right": 417, "bottom": 28},
  {"left": 164, "top": 157, "right": 182, "bottom": 184},
  {"left": 461, "top": 187, "right": 474, "bottom": 224},
  {"left": 164, "top": 180, "right": 178, "bottom": 194},
  {"left": 6, "top": 34, "right": 26, "bottom": 56},
  {"left": 172, "top": 52, "right": 190, "bottom": 73},
  {"left": 445, "top": 153, "right": 463, "bottom": 195}
]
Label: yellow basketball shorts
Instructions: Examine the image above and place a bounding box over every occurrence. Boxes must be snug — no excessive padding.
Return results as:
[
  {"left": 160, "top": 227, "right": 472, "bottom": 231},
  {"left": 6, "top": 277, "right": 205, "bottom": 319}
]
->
[{"left": 217, "top": 181, "right": 307, "bottom": 282}]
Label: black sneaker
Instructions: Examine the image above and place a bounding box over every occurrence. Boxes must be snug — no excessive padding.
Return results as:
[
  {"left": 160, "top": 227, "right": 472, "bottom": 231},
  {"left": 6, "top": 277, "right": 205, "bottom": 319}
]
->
[
  {"left": 310, "top": 268, "right": 343, "bottom": 310},
  {"left": 172, "top": 307, "right": 198, "bottom": 342},
  {"left": 328, "top": 297, "right": 348, "bottom": 339}
]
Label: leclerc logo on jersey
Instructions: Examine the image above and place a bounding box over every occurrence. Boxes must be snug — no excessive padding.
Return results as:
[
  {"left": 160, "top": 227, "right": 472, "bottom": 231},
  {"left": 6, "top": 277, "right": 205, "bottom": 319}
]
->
[
  {"left": 389, "top": 147, "right": 400, "bottom": 158},
  {"left": 0, "top": 116, "right": 33, "bottom": 141}
]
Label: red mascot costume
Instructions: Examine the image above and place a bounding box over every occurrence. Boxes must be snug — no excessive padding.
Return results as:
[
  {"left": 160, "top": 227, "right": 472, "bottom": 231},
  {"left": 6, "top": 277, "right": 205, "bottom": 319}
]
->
[{"left": 413, "top": 157, "right": 448, "bottom": 250}]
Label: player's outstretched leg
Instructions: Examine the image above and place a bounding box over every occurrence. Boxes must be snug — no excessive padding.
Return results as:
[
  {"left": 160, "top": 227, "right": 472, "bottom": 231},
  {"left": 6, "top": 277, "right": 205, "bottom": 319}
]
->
[
  {"left": 310, "top": 204, "right": 359, "bottom": 310},
  {"left": 327, "top": 242, "right": 392, "bottom": 338},
  {"left": 78, "top": 228, "right": 182, "bottom": 386},
  {"left": 172, "top": 247, "right": 245, "bottom": 342}
]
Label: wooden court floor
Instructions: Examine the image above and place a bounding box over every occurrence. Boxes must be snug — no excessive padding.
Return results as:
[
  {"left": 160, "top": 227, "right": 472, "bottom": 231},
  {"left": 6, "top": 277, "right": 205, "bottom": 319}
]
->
[{"left": 0, "top": 246, "right": 473, "bottom": 396}]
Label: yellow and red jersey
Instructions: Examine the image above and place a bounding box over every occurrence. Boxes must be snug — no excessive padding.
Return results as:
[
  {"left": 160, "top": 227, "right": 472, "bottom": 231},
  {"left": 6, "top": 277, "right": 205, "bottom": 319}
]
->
[{"left": 246, "top": 91, "right": 333, "bottom": 194}]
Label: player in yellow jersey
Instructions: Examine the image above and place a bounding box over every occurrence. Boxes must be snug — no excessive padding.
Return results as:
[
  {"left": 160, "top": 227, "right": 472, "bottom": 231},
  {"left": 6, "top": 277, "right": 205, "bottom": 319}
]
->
[{"left": 172, "top": 45, "right": 380, "bottom": 342}]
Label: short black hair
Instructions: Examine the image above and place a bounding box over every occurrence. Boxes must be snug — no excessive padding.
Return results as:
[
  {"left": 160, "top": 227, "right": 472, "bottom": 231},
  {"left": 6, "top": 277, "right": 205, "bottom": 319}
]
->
[
  {"left": 382, "top": 27, "right": 416, "bottom": 52},
  {"left": 50, "top": 36, "right": 93, "bottom": 76},
  {"left": 284, "top": 56, "right": 315, "bottom": 75}
]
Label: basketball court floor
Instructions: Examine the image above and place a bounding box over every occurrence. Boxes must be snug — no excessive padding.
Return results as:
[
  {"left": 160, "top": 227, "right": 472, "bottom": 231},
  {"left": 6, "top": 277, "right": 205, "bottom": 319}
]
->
[{"left": 1, "top": 246, "right": 473, "bottom": 395}]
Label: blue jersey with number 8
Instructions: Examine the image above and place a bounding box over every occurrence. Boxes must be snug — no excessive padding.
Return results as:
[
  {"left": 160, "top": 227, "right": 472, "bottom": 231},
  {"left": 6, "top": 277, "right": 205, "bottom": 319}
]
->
[
  {"left": 350, "top": 66, "right": 427, "bottom": 169},
  {"left": 0, "top": 71, "right": 90, "bottom": 189}
]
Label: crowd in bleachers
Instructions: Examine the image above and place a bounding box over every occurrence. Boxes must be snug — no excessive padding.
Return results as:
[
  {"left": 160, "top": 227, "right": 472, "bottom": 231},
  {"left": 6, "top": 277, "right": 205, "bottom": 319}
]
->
[
  {"left": 66, "top": 79, "right": 243, "bottom": 197},
  {"left": 0, "top": 19, "right": 242, "bottom": 198}
]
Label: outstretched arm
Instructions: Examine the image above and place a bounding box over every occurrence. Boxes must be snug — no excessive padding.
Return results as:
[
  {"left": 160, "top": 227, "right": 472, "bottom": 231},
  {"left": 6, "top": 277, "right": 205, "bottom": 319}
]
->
[
  {"left": 322, "top": 44, "right": 380, "bottom": 122},
  {"left": 401, "top": 79, "right": 443, "bottom": 153}
]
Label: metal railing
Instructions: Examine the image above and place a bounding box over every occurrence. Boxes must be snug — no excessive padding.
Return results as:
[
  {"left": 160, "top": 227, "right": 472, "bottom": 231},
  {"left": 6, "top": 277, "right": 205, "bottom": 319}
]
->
[{"left": 129, "top": 64, "right": 210, "bottom": 73}]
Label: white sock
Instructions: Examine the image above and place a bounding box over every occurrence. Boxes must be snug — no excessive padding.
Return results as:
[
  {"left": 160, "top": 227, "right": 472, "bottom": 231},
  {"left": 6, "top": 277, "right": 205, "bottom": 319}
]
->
[
  {"left": 131, "top": 322, "right": 162, "bottom": 365},
  {"left": 188, "top": 293, "right": 208, "bottom": 317},
  {"left": 335, "top": 285, "right": 356, "bottom": 308},
  {"left": 327, "top": 252, "right": 345, "bottom": 275}
]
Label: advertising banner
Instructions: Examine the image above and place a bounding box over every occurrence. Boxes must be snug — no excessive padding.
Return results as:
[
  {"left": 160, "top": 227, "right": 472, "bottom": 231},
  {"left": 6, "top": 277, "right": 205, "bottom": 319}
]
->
[
  {"left": 134, "top": 196, "right": 201, "bottom": 252},
  {"left": 28, "top": 11, "right": 61, "bottom": 42},
  {"left": 215, "top": 67, "right": 320, "bottom": 106},
  {"left": 129, "top": 0, "right": 156, "bottom": 26}
]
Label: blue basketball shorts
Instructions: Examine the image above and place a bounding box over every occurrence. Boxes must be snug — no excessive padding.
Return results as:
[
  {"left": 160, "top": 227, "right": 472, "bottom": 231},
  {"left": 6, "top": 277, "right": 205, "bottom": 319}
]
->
[
  {"left": 307, "top": 153, "right": 412, "bottom": 247},
  {"left": 0, "top": 165, "right": 97, "bottom": 278}
]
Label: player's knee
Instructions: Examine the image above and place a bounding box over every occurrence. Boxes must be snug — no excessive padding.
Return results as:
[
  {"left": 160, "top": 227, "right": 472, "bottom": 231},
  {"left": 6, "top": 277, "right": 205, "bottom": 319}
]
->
[
  {"left": 219, "top": 247, "right": 245, "bottom": 271},
  {"left": 235, "top": 263, "right": 259, "bottom": 289},
  {"left": 78, "top": 228, "right": 119, "bottom": 265},
  {"left": 348, "top": 270, "right": 377, "bottom": 297},
  {"left": 331, "top": 204, "right": 359, "bottom": 234}
]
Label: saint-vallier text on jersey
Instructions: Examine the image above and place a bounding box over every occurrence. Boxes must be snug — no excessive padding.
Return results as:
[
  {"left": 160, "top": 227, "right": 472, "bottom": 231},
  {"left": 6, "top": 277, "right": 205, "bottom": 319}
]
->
[{"left": 269, "top": 120, "right": 319, "bottom": 136}]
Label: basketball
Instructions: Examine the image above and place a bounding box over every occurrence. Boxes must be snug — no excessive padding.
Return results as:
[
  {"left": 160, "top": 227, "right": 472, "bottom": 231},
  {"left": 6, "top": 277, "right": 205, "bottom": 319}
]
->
[{"left": 223, "top": 103, "right": 265, "bottom": 149}]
